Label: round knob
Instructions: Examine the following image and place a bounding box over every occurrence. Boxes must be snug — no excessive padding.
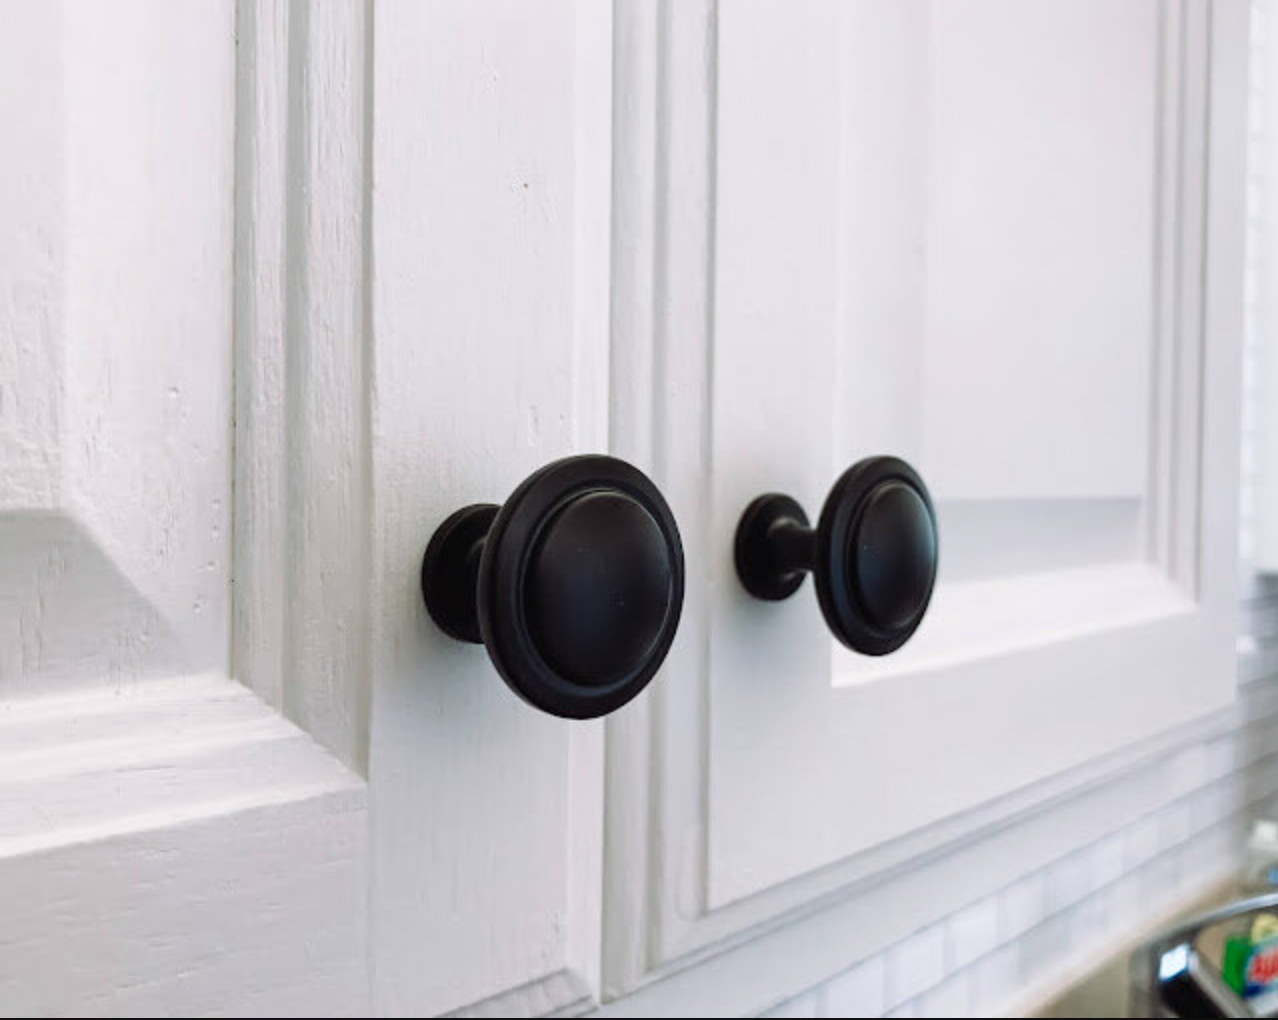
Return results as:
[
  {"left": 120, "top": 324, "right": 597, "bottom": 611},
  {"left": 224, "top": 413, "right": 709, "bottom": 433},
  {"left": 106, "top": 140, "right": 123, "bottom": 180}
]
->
[
  {"left": 421, "top": 455, "right": 685, "bottom": 718},
  {"left": 734, "top": 456, "right": 938, "bottom": 655}
]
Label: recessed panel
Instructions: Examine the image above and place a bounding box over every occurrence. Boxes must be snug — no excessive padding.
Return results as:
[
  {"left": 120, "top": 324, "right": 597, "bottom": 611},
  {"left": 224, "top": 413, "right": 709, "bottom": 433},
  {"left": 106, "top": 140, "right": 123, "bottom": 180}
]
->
[
  {"left": 0, "top": 2, "right": 233, "bottom": 693},
  {"left": 920, "top": 0, "right": 1159, "bottom": 502},
  {"left": 708, "top": 0, "right": 1194, "bottom": 909}
]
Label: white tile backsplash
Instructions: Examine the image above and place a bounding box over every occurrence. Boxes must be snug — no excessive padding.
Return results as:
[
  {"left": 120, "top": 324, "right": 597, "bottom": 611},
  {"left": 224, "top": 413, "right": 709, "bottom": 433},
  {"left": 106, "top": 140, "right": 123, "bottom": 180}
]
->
[
  {"left": 1088, "top": 832, "right": 1126, "bottom": 889},
  {"left": 884, "top": 924, "right": 945, "bottom": 1007},
  {"left": 945, "top": 899, "right": 999, "bottom": 971},
  {"left": 1044, "top": 853, "right": 1092, "bottom": 916},
  {"left": 913, "top": 970, "right": 972, "bottom": 1018},
  {"left": 759, "top": 989, "right": 823, "bottom": 1019},
  {"left": 997, "top": 871, "right": 1046, "bottom": 942},
  {"left": 824, "top": 957, "right": 886, "bottom": 1018},
  {"left": 1158, "top": 800, "right": 1194, "bottom": 849},
  {"left": 1121, "top": 812, "right": 1163, "bottom": 870},
  {"left": 969, "top": 942, "right": 1019, "bottom": 1013}
]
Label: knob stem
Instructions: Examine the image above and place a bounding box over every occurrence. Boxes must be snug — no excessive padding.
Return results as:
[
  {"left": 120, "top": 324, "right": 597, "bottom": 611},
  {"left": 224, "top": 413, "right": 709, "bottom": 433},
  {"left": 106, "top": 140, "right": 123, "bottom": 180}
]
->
[
  {"left": 767, "top": 516, "right": 816, "bottom": 578},
  {"left": 734, "top": 456, "right": 937, "bottom": 656},
  {"left": 421, "top": 503, "right": 499, "bottom": 644},
  {"left": 734, "top": 493, "right": 813, "bottom": 601}
]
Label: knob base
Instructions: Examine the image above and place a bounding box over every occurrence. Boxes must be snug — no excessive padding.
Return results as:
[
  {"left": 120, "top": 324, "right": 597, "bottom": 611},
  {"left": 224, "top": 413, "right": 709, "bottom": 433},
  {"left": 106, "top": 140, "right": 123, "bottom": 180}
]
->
[
  {"left": 422, "top": 503, "right": 499, "bottom": 644},
  {"left": 734, "top": 494, "right": 811, "bottom": 601}
]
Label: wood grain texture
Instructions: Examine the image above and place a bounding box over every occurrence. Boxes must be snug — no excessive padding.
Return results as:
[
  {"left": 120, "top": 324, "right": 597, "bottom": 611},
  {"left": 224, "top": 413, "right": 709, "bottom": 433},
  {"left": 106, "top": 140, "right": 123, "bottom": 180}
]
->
[
  {"left": 233, "top": 0, "right": 373, "bottom": 773},
  {"left": 0, "top": 0, "right": 63, "bottom": 513},
  {"left": 0, "top": 674, "right": 369, "bottom": 1017},
  {"left": 0, "top": 0, "right": 234, "bottom": 692},
  {"left": 0, "top": 4, "right": 370, "bottom": 1013}
]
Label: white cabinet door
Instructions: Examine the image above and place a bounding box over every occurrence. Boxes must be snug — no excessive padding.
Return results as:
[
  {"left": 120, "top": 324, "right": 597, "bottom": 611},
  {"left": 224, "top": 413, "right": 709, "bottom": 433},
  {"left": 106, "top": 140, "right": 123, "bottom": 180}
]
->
[
  {"left": 0, "top": 2, "right": 367, "bottom": 1014},
  {"left": 1, "top": 1, "right": 1251, "bottom": 1016},
  {"left": 369, "top": 1, "right": 613, "bottom": 1016},
  {"left": 602, "top": 0, "right": 1250, "bottom": 1001},
  {"left": 1, "top": 3, "right": 613, "bottom": 1017},
  {"left": 0, "top": 1, "right": 611, "bottom": 1016}
]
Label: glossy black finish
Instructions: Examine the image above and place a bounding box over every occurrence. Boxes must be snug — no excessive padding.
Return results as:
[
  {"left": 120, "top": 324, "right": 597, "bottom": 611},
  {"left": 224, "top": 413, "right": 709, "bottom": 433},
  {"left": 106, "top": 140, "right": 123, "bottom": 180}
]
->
[
  {"left": 421, "top": 504, "right": 498, "bottom": 643},
  {"left": 734, "top": 494, "right": 811, "bottom": 602},
  {"left": 422, "top": 455, "right": 685, "bottom": 719},
  {"left": 525, "top": 490, "right": 674, "bottom": 686},
  {"left": 734, "top": 456, "right": 937, "bottom": 656}
]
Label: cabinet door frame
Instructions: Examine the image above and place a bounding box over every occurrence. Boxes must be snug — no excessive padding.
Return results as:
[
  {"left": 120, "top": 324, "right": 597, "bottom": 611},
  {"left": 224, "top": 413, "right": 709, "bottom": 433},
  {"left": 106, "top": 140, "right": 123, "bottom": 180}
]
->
[
  {"left": 0, "top": 2, "right": 370, "bottom": 1014},
  {"left": 602, "top": 0, "right": 1249, "bottom": 1005}
]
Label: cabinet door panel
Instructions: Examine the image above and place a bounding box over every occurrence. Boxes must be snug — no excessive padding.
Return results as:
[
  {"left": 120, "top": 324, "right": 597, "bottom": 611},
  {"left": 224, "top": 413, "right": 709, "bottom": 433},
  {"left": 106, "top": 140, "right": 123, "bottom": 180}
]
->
[
  {"left": 0, "top": 3, "right": 368, "bottom": 1013},
  {"left": 705, "top": 0, "right": 1221, "bottom": 906},
  {"left": 0, "top": 1, "right": 231, "bottom": 691},
  {"left": 604, "top": 0, "right": 1246, "bottom": 990}
]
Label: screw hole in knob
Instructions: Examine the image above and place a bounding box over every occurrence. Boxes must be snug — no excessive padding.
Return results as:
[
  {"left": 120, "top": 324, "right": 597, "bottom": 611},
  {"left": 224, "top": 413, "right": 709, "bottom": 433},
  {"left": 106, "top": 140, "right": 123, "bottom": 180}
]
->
[
  {"left": 734, "top": 456, "right": 938, "bottom": 656},
  {"left": 421, "top": 455, "right": 685, "bottom": 719}
]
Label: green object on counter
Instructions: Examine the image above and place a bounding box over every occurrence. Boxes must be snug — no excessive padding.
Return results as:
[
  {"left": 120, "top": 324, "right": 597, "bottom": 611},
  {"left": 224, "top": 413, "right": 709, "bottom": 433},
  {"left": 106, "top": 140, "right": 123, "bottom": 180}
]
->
[
  {"left": 1223, "top": 934, "right": 1251, "bottom": 994},
  {"left": 1221, "top": 914, "right": 1278, "bottom": 1000}
]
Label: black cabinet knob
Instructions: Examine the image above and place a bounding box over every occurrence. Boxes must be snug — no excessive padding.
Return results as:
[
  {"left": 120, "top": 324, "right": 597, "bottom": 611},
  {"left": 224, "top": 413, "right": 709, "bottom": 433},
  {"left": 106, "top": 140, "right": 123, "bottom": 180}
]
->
[
  {"left": 734, "top": 456, "right": 938, "bottom": 655},
  {"left": 422, "top": 455, "right": 685, "bottom": 718}
]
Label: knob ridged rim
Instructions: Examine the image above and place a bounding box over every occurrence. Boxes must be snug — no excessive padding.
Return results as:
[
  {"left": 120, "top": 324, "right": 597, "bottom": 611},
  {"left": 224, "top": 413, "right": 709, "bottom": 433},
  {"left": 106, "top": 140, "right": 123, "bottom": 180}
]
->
[
  {"left": 476, "top": 454, "right": 685, "bottom": 719},
  {"left": 814, "top": 456, "right": 937, "bottom": 656}
]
